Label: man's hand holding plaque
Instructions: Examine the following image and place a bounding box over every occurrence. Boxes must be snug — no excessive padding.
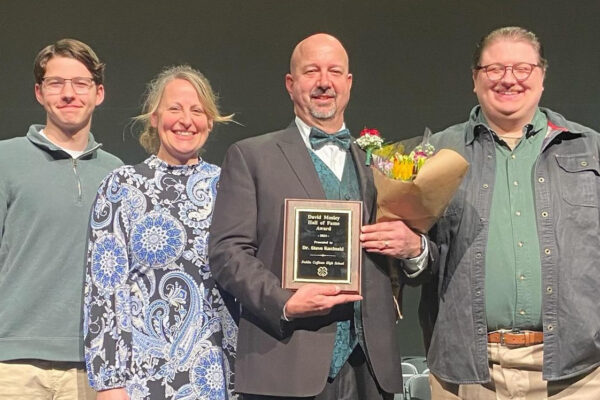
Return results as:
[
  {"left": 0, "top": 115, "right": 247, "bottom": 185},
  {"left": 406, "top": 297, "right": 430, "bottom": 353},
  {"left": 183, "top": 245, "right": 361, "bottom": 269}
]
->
[{"left": 283, "top": 284, "right": 363, "bottom": 319}]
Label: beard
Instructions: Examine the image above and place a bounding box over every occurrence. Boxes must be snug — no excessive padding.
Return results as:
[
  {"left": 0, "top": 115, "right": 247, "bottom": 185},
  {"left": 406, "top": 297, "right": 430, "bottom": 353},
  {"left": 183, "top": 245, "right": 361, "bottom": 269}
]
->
[
  {"left": 309, "top": 104, "right": 337, "bottom": 120},
  {"left": 309, "top": 87, "right": 337, "bottom": 120}
]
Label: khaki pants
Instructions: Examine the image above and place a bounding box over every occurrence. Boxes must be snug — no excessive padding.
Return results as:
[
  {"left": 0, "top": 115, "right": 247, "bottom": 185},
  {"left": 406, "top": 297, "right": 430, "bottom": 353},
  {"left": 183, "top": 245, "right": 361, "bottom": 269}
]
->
[
  {"left": 430, "top": 343, "right": 600, "bottom": 400},
  {"left": 0, "top": 360, "right": 96, "bottom": 400}
]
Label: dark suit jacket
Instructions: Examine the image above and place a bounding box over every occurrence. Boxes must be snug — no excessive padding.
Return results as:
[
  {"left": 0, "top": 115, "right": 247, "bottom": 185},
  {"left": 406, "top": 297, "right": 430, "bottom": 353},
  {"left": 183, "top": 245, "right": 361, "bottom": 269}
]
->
[{"left": 209, "top": 126, "right": 404, "bottom": 397}]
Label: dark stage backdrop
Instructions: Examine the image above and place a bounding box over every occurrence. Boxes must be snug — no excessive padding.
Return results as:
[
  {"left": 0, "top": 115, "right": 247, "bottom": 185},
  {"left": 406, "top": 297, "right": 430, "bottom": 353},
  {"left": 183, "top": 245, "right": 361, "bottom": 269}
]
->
[{"left": 2, "top": 0, "right": 599, "bottom": 357}]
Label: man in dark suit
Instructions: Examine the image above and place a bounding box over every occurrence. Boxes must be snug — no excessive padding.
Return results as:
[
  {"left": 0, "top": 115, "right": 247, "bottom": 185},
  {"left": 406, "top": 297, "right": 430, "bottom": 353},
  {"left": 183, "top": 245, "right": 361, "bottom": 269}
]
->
[{"left": 209, "top": 33, "right": 430, "bottom": 399}]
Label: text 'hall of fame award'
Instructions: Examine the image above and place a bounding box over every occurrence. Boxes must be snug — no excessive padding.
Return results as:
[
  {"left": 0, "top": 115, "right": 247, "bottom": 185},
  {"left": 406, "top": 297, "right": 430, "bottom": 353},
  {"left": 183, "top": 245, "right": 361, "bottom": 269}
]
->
[{"left": 282, "top": 199, "right": 362, "bottom": 294}]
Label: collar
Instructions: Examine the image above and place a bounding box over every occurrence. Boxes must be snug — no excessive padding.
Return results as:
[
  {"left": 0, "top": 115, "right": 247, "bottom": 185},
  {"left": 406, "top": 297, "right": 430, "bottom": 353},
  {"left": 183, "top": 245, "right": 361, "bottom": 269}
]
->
[
  {"left": 26, "top": 124, "right": 101, "bottom": 159},
  {"left": 295, "top": 116, "right": 347, "bottom": 150},
  {"left": 146, "top": 154, "right": 207, "bottom": 176},
  {"left": 465, "top": 106, "right": 578, "bottom": 146}
]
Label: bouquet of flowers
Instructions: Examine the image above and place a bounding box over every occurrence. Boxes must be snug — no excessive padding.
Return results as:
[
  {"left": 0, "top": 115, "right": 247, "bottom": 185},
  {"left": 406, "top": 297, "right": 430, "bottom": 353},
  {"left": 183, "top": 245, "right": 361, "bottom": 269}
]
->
[
  {"left": 356, "top": 127, "right": 469, "bottom": 234},
  {"left": 370, "top": 128, "right": 435, "bottom": 181}
]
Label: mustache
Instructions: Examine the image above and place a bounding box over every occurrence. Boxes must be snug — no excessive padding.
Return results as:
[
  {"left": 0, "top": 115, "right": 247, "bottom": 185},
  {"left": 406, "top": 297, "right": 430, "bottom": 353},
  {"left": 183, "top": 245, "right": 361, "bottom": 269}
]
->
[{"left": 310, "top": 87, "right": 337, "bottom": 98}]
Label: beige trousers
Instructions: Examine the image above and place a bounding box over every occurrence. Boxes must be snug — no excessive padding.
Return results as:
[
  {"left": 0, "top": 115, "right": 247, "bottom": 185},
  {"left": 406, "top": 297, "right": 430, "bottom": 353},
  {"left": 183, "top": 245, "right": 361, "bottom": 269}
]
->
[
  {"left": 0, "top": 360, "right": 96, "bottom": 400},
  {"left": 430, "top": 343, "right": 600, "bottom": 400}
]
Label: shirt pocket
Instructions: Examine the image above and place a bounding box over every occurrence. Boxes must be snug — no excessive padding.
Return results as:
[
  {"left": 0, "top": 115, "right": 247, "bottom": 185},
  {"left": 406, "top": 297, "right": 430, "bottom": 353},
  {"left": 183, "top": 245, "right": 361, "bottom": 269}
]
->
[{"left": 555, "top": 153, "right": 600, "bottom": 207}]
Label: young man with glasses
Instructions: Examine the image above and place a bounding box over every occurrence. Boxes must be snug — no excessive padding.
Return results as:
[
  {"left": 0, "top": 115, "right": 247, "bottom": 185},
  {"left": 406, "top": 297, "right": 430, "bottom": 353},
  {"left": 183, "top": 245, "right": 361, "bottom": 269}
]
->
[
  {"left": 0, "top": 39, "right": 122, "bottom": 399},
  {"left": 423, "top": 26, "right": 600, "bottom": 399}
]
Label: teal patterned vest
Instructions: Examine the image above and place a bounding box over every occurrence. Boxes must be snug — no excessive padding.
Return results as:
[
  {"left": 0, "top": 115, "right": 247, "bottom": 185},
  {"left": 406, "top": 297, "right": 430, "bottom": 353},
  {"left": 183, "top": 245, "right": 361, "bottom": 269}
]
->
[{"left": 308, "top": 151, "right": 363, "bottom": 379}]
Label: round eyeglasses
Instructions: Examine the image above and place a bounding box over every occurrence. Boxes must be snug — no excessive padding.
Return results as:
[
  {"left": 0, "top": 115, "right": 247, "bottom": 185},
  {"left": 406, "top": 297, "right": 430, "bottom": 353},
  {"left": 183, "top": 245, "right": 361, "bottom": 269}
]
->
[
  {"left": 475, "top": 63, "right": 541, "bottom": 82},
  {"left": 41, "top": 76, "right": 96, "bottom": 95}
]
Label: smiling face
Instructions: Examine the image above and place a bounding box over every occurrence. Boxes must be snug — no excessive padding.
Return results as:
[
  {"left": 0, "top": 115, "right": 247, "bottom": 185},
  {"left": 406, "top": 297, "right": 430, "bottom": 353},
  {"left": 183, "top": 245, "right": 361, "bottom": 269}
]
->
[
  {"left": 35, "top": 55, "right": 104, "bottom": 137},
  {"left": 285, "top": 34, "right": 352, "bottom": 132},
  {"left": 473, "top": 39, "right": 545, "bottom": 130},
  {"left": 152, "top": 78, "right": 213, "bottom": 165}
]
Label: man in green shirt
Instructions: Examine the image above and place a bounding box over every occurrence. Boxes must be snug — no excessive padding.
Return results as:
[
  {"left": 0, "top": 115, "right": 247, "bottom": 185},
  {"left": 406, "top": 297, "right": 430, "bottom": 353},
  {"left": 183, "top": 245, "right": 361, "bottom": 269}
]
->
[{"left": 425, "top": 26, "right": 600, "bottom": 399}]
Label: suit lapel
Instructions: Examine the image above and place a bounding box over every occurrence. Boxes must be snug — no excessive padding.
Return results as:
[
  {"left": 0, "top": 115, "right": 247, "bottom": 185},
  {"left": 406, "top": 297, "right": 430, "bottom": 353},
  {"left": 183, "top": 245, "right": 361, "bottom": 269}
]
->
[
  {"left": 276, "top": 126, "right": 376, "bottom": 222},
  {"left": 350, "top": 143, "right": 375, "bottom": 224},
  {"left": 276, "top": 127, "right": 325, "bottom": 199}
]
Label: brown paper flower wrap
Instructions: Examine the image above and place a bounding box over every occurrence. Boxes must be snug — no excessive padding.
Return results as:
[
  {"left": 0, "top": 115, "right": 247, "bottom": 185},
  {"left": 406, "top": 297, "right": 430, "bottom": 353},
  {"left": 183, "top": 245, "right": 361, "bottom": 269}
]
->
[
  {"left": 371, "top": 148, "right": 469, "bottom": 319},
  {"left": 356, "top": 127, "right": 469, "bottom": 318},
  {"left": 373, "top": 148, "right": 469, "bottom": 233}
]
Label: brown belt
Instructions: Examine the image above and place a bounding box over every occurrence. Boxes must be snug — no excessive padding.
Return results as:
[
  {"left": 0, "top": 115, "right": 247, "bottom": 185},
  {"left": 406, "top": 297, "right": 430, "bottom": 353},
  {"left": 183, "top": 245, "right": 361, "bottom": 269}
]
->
[{"left": 487, "top": 330, "right": 544, "bottom": 347}]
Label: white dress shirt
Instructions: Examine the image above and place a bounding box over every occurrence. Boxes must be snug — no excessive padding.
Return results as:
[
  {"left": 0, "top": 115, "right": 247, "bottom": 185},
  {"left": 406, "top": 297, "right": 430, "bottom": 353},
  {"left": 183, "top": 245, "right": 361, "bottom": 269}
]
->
[{"left": 296, "top": 116, "right": 347, "bottom": 180}]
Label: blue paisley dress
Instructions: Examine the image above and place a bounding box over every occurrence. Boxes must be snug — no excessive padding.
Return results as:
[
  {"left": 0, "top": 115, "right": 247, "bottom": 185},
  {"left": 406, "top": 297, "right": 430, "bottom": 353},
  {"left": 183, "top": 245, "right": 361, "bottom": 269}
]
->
[{"left": 84, "top": 156, "right": 237, "bottom": 400}]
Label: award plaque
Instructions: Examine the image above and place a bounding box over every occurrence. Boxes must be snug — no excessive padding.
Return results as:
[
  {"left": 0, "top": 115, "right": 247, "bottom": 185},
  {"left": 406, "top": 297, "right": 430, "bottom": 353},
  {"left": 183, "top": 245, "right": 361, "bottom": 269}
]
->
[{"left": 282, "top": 199, "right": 362, "bottom": 294}]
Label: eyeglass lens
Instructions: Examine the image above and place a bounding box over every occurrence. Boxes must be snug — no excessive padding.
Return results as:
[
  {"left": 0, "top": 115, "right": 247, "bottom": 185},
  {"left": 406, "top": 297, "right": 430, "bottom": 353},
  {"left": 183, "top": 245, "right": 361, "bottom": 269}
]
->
[
  {"left": 43, "top": 77, "right": 94, "bottom": 94},
  {"left": 485, "top": 63, "right": 535, "bottom": 82}
]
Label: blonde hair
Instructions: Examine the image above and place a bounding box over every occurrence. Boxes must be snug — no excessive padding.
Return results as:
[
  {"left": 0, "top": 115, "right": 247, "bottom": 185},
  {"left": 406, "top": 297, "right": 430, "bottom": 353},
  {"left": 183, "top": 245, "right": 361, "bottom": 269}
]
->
[
  {"left": 136, "top": 65, "right": 234, "bottom": 154},
  {"left": 472, "top": 26, "right": 548, "bottom": 70}
]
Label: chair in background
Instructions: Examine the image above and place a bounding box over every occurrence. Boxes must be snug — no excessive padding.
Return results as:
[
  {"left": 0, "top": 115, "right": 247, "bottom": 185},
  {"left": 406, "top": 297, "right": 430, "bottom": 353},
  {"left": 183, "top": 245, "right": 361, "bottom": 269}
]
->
[
  {"left": 401, "top": 362, "right": 418, "bottom": 388},
  {"left": 399, "top": 356, "right": 429, "bottom": 400},
  {"left": 396, "top": 362, "right": 418, "bottom": 400},
  {"left": 404, "top": 374, "right": 431, "bottom": 400},
  {"left": 402, "top": 362, "right": 419, "bottom": 376},
  {"left": 402, "top": 356, "right": 428, "bottom": 373}
]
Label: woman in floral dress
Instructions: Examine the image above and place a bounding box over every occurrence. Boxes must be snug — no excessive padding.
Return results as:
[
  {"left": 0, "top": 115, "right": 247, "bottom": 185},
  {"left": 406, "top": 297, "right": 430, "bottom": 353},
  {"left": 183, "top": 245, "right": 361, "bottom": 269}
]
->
[{"left": 84, "top": 65, "right": 237, "bottom": 400}]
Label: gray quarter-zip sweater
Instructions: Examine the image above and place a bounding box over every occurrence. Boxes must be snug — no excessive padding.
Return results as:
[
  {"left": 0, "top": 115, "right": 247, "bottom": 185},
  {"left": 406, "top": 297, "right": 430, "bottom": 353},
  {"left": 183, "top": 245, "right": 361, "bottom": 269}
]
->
[{"left": 0, "top": 125, "right": 122, "bottom": 362}]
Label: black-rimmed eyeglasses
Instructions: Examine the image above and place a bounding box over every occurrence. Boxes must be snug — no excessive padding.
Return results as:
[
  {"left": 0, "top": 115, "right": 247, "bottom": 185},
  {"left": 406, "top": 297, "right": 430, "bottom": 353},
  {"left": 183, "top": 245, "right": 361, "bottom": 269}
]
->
[{"left": 475, "top": 63, "right": 541, "bottom": 82}]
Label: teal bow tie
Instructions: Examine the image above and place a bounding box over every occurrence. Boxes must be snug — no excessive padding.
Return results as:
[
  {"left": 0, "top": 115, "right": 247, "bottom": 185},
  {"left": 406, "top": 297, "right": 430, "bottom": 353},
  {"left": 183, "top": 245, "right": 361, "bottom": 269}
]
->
[{"left": 309, "top": 127, "right": 352, "bottom": 150}]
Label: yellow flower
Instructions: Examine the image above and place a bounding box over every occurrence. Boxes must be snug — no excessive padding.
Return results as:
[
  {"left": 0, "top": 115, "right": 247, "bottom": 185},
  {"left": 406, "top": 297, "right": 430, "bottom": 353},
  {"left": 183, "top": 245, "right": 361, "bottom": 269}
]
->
[{"left": 392, "top": 155, "right": 414, "bottom": 181}]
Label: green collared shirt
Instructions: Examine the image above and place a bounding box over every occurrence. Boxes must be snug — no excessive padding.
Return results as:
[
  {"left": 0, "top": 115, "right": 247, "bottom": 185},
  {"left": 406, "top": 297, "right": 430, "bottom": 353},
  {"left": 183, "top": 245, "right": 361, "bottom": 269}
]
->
[{"left": 483, "top": 109, "right": 547, "bottom": 331}]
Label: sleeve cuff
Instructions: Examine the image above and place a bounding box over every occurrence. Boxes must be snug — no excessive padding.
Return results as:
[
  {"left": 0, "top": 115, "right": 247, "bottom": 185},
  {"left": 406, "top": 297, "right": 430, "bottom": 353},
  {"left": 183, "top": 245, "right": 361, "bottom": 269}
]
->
[
  {"left": 282, "top": 304, "right": 294, "bottom": 321},
  {"left": 401, "top": 234, "right": 429, "bottom": 278}
]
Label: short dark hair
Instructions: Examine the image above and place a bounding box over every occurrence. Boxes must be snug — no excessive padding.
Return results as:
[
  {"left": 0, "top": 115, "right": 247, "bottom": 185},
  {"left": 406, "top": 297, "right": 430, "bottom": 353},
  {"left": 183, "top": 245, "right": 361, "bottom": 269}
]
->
[
  {"left": 33, "top": 38, "right": 105, "bottom": 84},
  {"left": 472, "top": 26, "right": 548, "bottom": 71}
]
